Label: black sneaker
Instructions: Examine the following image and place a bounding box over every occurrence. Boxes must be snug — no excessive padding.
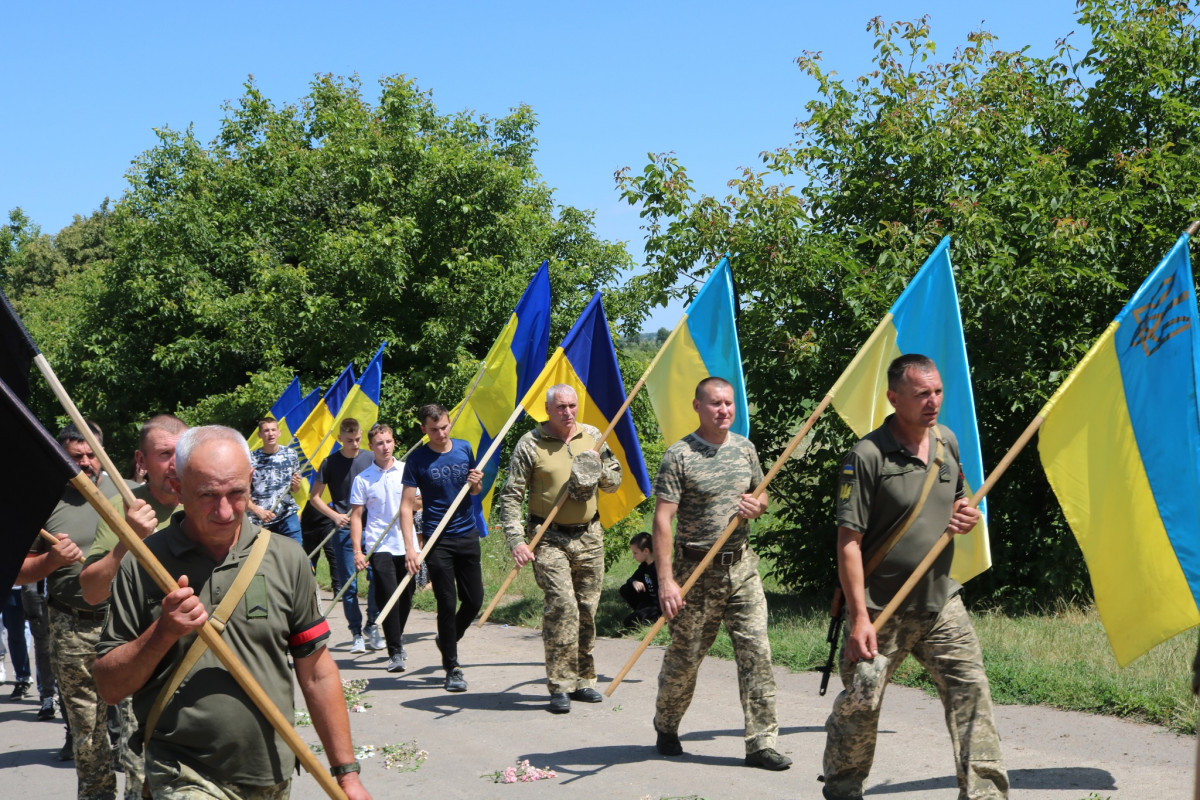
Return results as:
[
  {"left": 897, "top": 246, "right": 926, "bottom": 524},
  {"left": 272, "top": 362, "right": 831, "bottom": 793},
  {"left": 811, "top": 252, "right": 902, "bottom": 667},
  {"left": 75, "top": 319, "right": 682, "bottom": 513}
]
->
[
  {"left": 745, "top": 747, "right": 792, "bottom": 771},
  {"left": 655, "top": 728, "right": 683, "bottom": 756},
  {"left": 548, "top": 693, "right": 571, "bottom": 714},
  {"left": 37, "top": 697, "right": 55, "bottom": 720},
  {"left": 568, "top": 687, "right": 603, "bottom": 703},
  {"left": 444, "top": 668, "right": 467, "bottom": 693},
  {"left": 9, "top": 680, "right": 31, "bottom": 700}
]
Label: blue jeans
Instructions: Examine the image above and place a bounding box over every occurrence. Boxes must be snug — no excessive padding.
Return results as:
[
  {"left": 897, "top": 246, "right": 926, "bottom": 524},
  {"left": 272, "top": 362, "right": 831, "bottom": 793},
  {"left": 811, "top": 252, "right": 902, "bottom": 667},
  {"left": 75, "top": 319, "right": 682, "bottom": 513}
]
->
[
  {"left": 2, "top": 588, "right": 30, "bottom": 682},
  {"left": 333, "top": 528, "right": 378, "bottom": 636},
  {"left": 266, "top": 512, "right": 303, "bottom": 546}
]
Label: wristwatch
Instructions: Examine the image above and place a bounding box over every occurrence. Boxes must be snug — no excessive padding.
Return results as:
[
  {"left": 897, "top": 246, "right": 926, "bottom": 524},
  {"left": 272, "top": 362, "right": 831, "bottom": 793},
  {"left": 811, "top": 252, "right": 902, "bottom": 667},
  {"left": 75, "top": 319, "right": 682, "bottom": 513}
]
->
[{"left": 329, "top": 760, "right": 361, "bottom": 777}]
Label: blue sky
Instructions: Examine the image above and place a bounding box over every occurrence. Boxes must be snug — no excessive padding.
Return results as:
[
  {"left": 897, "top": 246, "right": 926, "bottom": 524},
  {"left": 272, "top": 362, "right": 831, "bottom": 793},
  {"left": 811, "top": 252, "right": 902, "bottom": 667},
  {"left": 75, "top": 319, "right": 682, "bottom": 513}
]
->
[{"left": 2, "top": 2, "right": 1088, "bottom": 329}]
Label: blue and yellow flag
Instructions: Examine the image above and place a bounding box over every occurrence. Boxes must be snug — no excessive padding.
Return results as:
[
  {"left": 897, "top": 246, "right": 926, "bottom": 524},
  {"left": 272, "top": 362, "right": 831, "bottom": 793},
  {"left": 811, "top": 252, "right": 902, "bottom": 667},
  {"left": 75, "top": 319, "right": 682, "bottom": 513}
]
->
[
  {"left": 519, "top": 292, "right": 652, "bottom": 527},
  {"left": 278, "top": 387, "right": 321, "bottom": 449},
  {"left": 448, "top": 263, "right": 551, "bottom": 526},
  {"left": 645, "top": 257, "right": 749, "bottom": 446},
  {"left": 1039, "top": 233, "right": 1200, "bottom": 666},
  {"left": 294, "top": 362, "right": 356, "bottom": 477},
  {"left": 247, "top": 377, "right": 303, "bottom": 451},
  {"left": 830, "top": 237, "right": 991, "bottom": 584},
  {"left": 332, "top": 343, "right": 385, "bottom": 444}
]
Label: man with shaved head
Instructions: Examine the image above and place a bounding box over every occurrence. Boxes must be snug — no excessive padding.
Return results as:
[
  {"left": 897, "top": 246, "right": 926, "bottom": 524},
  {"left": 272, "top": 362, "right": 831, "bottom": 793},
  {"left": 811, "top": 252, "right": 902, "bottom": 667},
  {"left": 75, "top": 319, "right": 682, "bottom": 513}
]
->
[{"left": 95, "top": 426, "right": 370, "bottom": 799}]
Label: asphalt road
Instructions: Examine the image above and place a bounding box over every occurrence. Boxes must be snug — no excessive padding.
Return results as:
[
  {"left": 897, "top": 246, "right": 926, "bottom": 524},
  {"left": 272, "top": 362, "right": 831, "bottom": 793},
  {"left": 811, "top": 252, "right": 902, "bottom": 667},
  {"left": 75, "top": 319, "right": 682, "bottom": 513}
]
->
[{"left": 1, "top": 603, "right": 1193, "bottom": 799}]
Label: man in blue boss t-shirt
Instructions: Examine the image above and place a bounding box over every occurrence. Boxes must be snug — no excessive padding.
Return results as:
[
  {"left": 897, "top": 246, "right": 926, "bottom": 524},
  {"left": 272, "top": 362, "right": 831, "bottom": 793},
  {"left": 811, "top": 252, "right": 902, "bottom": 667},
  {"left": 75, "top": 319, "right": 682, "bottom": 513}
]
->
[{"left": 401, "top": 403, "right": 483, "bottom": 693}]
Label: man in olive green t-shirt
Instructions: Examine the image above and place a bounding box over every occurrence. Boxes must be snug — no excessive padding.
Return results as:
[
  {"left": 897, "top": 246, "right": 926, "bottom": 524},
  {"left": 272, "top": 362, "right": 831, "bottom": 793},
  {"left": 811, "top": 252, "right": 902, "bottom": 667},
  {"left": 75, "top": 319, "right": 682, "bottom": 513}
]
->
[
  {"left": 94, "top": 426, "right": 371, "bottom": 800},
  {"left": 822, "top": 354, "right": 1008, "bottom": 800}
]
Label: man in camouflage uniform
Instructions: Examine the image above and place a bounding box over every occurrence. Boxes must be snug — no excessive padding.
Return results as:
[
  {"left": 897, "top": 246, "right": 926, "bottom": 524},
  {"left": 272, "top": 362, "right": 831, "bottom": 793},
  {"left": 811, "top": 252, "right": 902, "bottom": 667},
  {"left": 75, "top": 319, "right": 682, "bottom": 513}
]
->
[
  {"left": 80, "top": 414, "right": 187, "bottom": 800},
  {"left": 652, "top": 377, "right": 790, "bottom": 771},
  {"left": 21, "top": 422, "right": 120, "bottom": 799},
  {"left": 822, "top": 354, "right": 1008, "bottom": 800},
  {"left": 497, "top": 384, "right": 621, "bottom": 714}
]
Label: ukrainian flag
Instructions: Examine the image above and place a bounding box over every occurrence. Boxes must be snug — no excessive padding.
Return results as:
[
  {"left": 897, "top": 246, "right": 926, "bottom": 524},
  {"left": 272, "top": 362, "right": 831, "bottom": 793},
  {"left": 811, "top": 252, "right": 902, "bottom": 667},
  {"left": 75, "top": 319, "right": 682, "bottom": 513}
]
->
[
  {"left": 645, "top": 257, "right": 749, "bottom": 446},
  {"left": 448, "top": 263, "right": 551, "bottom": 526},
  {"left": 294, "top": 362, "right": 356, "bottom": 478},
  {"left": 520, "top": 292, "right": 652, "bottom": 528},
  {"left": 1039, "top": 232, "right": 1200, "bottom": 666},
  {"left": 830, "top": 237, "right": 991, "bottom": 584},
  {"left": 278, "top": 387, "right": 321, "bottom": 448},
  {"left": 247, "top": 376, "right": 302, "bottom": 451},
  {"left": 331, "top": 343, "right": 385, "bottom": 444}
]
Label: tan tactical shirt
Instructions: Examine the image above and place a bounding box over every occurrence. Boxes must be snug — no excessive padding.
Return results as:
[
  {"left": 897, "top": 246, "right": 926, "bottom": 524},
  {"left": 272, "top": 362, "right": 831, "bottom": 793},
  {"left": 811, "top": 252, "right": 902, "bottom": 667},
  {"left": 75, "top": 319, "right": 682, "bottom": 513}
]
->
[{"left": 497, "top": 422, "right": 621, "bottom": 550}]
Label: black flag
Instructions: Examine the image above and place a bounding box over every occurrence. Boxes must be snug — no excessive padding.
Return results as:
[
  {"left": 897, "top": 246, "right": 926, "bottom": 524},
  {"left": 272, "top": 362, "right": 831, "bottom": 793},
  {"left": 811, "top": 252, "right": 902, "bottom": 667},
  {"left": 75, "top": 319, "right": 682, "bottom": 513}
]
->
[
  {"left": 0, "top": 288, "right": 39, "bottom": 402},
  {"left": 0, "top": 376, "right": 77, "bottom": 595}
]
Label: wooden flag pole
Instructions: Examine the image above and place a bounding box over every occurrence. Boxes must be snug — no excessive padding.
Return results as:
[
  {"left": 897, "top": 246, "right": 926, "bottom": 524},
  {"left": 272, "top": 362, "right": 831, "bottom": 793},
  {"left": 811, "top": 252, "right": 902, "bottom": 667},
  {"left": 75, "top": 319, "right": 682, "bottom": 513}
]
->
[
  {"left": 33, "top": 354, "right": 137, "bottom": 509},
  {"left": 476, "top": 321, "right": 687, "bottom": 627},
  {"left": 39, "top": 529, "right": 84, "bottom": 563},
  {"left": 375, "top": 403, "right": 528, "bottom": 621},
  {"left": 601, "top": 308, "right": 911, "bottom": 695},
  {"left": 322, "top": 527, "right": 388, "bottom": 617},
  {"left": 605, "top": 392, "right": 835, "bottom": 696},
  {"left": 306, "top": 525, "right": 341, "bottom": 562},
  {"left": 72, "top": 473, "right": 347, "bottom": 800},
  {"left": 872, "top": 411, "right": 1045, "bottom": 631}
]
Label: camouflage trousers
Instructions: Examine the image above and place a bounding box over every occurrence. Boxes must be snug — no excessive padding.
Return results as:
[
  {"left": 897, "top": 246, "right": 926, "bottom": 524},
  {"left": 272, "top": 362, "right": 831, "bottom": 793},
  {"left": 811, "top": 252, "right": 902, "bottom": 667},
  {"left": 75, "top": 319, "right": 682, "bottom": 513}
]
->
[
  {"left": 653, "top": 547, "right": 778, "bottom": 754},
  {"left": 531, "top": 521, "right": 604, "bottom": 694},
  {"left": 146, "top": 749, "right": 290, "bottom": 799},
  {"left": 117, "top": 696, "right": 145, "bottom": 799},
  {"left": 49, "top": 606, "right": 115, "bottom": 800},
  {"left": 822, "top": 593, "right": 1009, "bottom": 800}
]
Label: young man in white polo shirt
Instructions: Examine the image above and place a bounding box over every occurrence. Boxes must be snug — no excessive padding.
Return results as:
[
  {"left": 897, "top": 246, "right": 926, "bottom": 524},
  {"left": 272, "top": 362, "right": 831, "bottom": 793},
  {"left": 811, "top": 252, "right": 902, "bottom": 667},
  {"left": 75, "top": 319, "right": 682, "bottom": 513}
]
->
[{"left": 350, "top": 423, "right": 417, "bottom": 673}]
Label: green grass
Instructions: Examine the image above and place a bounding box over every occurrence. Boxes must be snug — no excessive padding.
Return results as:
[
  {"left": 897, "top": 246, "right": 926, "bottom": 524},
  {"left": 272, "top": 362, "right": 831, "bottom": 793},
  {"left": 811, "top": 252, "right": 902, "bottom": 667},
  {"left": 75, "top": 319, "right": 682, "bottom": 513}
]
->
[{"left": 317, "top": 532, "right": 1200, "bottom": 735}]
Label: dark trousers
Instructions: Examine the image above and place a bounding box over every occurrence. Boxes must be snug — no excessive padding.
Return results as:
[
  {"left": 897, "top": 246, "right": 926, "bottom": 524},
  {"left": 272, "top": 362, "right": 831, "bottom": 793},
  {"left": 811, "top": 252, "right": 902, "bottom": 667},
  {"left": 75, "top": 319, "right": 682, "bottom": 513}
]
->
[
  {"left": 301, "top": 515, "right": 338, "bottom": 575},
  {"left": 370, "top": 552, "right": 414, "bottom": 656},
  {"left": 425, "top": 534, "right": 483, "bottom": 671}
]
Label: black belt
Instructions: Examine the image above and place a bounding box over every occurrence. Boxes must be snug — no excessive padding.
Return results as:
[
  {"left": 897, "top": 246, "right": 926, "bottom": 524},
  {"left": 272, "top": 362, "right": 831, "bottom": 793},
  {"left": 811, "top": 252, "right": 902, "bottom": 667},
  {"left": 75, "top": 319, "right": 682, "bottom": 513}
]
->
[
  {"left": 530, "top": 514, "right": 598, "bottom": 536},
  {"left": 49, "top": 597, "right": 108, "bottom": 621},
  {"left": 679, "top": 543, "right": 744, "bottom": 567}
]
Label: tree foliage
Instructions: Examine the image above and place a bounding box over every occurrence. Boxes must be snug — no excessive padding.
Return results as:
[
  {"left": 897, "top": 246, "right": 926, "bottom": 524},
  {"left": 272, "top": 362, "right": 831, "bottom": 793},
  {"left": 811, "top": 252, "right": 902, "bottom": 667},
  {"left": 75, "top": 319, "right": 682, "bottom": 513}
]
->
[
  {"left": 617, "top": 0, "right": 1200, "bottom": 609},
  {"left": 6, "top": 75, "right": 633, "bottom": 454}
]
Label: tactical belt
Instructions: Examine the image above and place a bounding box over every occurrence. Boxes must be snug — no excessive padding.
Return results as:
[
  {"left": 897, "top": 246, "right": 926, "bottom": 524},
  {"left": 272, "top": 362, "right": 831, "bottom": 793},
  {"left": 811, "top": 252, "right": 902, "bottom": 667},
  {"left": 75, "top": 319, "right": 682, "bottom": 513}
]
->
[
  {"left": 48, "top": 597, "right": 107, "bottom": 621},
  {"left": 530, "top": 513, "right": 598, "bottom": 536},
  {"left": 143, "top": 529, "right": 272, "bottom": 747},
  {"left": 679, "top": 542, "right": 743, "bottom": 567}
]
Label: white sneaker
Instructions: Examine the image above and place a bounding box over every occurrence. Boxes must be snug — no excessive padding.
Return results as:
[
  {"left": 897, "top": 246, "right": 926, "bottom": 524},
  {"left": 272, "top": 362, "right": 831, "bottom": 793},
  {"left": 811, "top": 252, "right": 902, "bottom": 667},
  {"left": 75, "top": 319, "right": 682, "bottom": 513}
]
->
[
  {"left": 349, "top": 635, "right": 366, "bottom": 654},
  {"left": 0, "top": 661, "right": 6, "bottom": 684},
  {"left": 365, "top": 625, "right": 384, "bottom": 651}
]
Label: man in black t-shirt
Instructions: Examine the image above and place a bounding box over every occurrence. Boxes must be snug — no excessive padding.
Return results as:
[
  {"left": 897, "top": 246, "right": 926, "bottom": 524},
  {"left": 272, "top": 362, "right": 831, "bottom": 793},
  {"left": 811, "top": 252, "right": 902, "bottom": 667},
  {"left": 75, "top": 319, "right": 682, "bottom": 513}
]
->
[{"left": 308, "top": 419, "right": 380, "bottom": 652}]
